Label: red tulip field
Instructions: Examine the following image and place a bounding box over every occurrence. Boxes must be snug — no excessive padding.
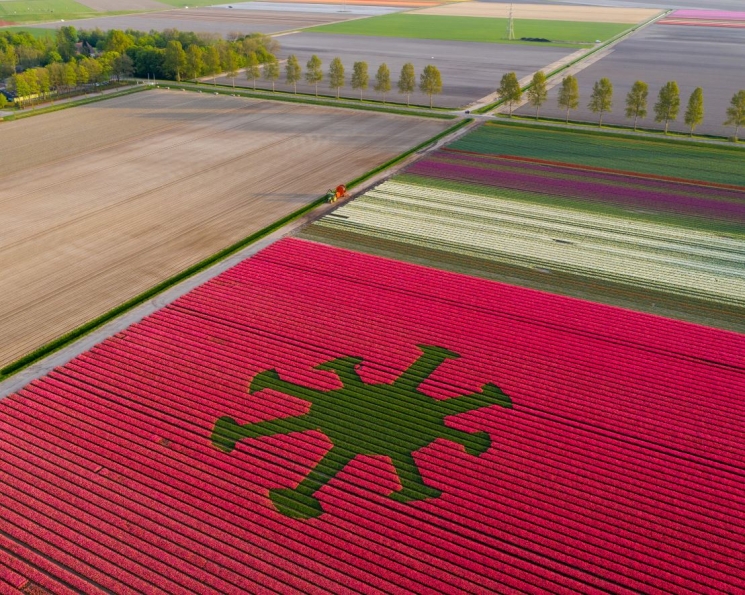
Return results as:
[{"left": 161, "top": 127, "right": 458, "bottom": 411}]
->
[{"left": 1, "top": 238, "right": 743, "bottom": 594}]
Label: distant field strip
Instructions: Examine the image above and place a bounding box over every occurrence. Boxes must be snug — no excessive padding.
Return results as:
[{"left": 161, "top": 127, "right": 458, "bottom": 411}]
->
[
  {"left": 309, "top": 14, "right": 631, "bottom": 44},
  {"left": 414, "top": 2, "right": 661, "bottom": 24},
  {"left": 0, "top": 90, "right": 448, "bottom": 369},
  {"left": 659, "top": 9, "right": 745, "bottom": 28}
]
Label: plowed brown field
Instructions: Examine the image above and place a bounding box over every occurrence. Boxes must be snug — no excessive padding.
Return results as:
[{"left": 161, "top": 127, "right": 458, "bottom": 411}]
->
[{"left": 0, "top": 89, "right": 448, "bottom": 368}]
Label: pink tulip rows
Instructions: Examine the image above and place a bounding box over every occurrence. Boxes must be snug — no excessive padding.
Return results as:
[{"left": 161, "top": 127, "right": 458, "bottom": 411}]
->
[{"left": 1, "top": 238, "right": 743, "bottom": 594}]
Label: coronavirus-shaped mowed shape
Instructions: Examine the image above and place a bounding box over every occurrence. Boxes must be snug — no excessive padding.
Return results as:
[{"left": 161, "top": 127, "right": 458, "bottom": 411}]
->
[{"left": 212, "top": 345, "right": 512, "bottom": 518}]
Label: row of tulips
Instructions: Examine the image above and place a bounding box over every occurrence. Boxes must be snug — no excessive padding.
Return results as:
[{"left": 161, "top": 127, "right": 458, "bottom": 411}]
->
[
  {"left": 3, "top": 238, "right": 742, "bottom": 593},
  {"left": 308, "top": 180, "right": 745, "bottom": 306}
]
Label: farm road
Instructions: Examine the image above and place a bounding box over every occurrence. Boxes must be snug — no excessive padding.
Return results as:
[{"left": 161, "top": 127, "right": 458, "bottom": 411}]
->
[
  {"left": 515, "top": 23, "right": 745, "bottom": 137},
  {"left": 0, "top": 89, "right": 448, "bottom": 369}
]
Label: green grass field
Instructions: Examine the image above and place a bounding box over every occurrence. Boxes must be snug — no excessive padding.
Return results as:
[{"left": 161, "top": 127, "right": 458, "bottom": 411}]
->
[
  {"left": 454, "top": 123, "right": 745, "bottom": 186},
  {"left": 309, "top": 14, "right": 631, "bottom": 45},
  {"left": 0, "top": 0, "right": 99, "bottom": 23},
  {"left": 0, "top": 26, "right": 56, "bottom": 38}
]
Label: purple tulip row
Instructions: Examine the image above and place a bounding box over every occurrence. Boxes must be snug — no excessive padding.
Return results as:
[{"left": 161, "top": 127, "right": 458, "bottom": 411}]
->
[{"left": 407, "top": 154, "right": 745, "bottom": 222}]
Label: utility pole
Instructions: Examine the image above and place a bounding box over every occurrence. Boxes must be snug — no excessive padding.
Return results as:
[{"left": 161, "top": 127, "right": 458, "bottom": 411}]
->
[{"left": 507, "top": 3, "right": 515, "bottom": 41}]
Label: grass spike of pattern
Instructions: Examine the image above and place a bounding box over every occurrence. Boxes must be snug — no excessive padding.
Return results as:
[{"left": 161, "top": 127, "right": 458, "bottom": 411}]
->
[{"left": 212, "top": 344, "right": 512, "bottom": 518}]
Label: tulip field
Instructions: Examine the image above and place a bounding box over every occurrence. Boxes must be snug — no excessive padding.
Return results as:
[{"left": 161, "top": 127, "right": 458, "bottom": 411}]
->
[
  {"left": 1, "top": 237, "right": 744, "bottom": 593},
  {"left": 302, "top": 123, "right": 745, "bottom": 331}
]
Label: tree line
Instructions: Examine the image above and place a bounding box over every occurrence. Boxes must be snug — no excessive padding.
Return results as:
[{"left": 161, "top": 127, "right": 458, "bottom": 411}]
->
[
  {"left": 0, "top": 26, "right": 279, "bottom": 106},
  {"left": 497, "top": 71, "right": 745, "bottom": 140},
  {"left": 272, "top": 56, "right": 443, "bottom": 107}
]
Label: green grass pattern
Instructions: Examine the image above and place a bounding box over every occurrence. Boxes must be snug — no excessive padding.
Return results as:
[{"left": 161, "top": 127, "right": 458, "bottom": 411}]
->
[{"left": 309, "top": 14, "right": 631, "bottom": 46}]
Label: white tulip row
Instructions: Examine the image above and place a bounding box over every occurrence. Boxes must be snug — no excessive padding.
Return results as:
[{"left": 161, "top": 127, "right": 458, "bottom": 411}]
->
[{"left": 314, "top": 181, "right": 745, "bottom": 306}]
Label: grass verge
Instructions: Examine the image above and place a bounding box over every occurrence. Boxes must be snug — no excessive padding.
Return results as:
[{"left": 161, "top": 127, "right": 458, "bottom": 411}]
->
[
  {"left": 0, "top": 117, "right": 469, "bottom": 379},
  {"left": 1, "top": 84, "right": 146, "bottom": 121},
  {"left": 168, "top": 81, "right": 456, "bottom": 118}
]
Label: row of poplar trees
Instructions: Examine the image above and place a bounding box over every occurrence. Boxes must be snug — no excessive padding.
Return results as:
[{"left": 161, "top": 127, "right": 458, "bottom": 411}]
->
[
  {"left": 241, "top": 55, "right": 443, "bottom": 108},
  {"left": 497, "top": 71, "right": 745, "bottom": 139}
]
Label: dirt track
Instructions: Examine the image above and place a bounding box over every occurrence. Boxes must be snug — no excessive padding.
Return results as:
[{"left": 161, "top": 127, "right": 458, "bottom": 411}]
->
[
  {"left": 0, "top": 89, "right": 448, "bottom": 368},
  {"left": 414, "top": 3, "right": 661, "bottom": 23}
]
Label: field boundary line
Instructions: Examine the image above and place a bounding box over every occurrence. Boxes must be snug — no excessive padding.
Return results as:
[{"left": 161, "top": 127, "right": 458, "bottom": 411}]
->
[
  {"left": 0, "top": 84, "right": 148, "bottom": 122},
  {"left": 0, "top": 117, "right": 471, "bottom": 394},
  {"left": 159, "top": 81, "right": 456, "bottom": 117}
]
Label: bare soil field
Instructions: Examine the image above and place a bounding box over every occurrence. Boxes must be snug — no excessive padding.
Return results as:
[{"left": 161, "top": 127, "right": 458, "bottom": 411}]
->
[
  {"left": 515, "top": 23, "right": 745, "bottom": 137},
  {"left": 31, "top": 6, "right": 357, "bottom": 36},
  {"left": 414, "top": 2, "right": 661, "bottom": 23},
  {"left": 75, "top": 0, "right": 164, "bottom": 10},
  {"left": 0, "top": 89, "right": 448, "bottom": 368},
  {"left": 232, "top": 32, "right": 574, "bottom": 107}
]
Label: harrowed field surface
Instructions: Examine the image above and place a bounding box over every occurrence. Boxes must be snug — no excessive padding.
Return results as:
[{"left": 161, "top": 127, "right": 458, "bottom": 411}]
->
[{"left": 0, "top": 88, "right": 448, "bottom": 369}]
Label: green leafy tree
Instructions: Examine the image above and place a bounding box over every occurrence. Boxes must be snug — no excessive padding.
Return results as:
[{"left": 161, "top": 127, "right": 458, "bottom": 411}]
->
[
  {"left": 351, "top": 61, "right": 369, "bottom": 100},
  {"left": 112, "top": 53, "right": 134, "bottom": 82},
  {"left": 684, "top": 87, "right": 704, "bottom": 136},
  {"left": 0, "top": 47, "right": 18, "bottom": 78},
  {"left": 588, "top": 77, "right": 613, "bottom": 126},
  {"left": 654, "top": 80, "right": 680, "bottom": 134},
  {"left": 186, "top": 44, "right": 204, "bottom": 81},
  {"left": 11, "top": 73, "right": 30, "bottom": 107},
  {"left": 497, "top": 72, "right": 522, "bottom": 117},
  {"left": 204, "top": 46, "right": 221, "bottom": 85},
  {"left": 306, "top": 54, "right": 323, "bottom": 96},
  {"left": 104, "top": 30, "right": 134, "bottom": 54},
  {"left": 81, "top": 57, "right": 104, "bottom": 88},
  {"left": 47, "top": 62, "right": 65, "bottom": 95},
  {"left": 263, "top": 54, "right": 280, "bottom": 91},
  {"left": 285, "top": 54, "right": 301, "bottom": 94},
  {"left": 374, "top": 62, "right": 391, "bottom": 103},
  {"left": 526, "top": 70, "right": 547, "bottom": 119},
  {"left": 224, "top": 49, "right": 239, "bottom": 88},
  {"left": 76, "top": 62, "right": 89, "bottom": 91},
  {"left": 245, "top": 51, "right": 260, "bottom": 90},
  {"left": 0, "top": 94, "right": 6, "bottom": 109},
  {"left": 724, "top": 90, "right": 745, "bottom": 141},
  {"left": 419, "top": 64, "right": 442, "bottom": 108},
  {"left": 164, "top": 40, "right": 187, "bottom": 82},
  {"left": 328, "top": 57, "right": 345, "bottom": 99},
  {"left": 64, "top": 62, "right": 77, "bottom": 91},
  {"left": 24, "top": 70, "right": 40, "bottom": 105},
  {"left": 625, "top": 80, "right": 648, "bottom": 131},
  {"left": 35, "top": 67, "right": 50, "bottom": 99},
  {"left": 56, "top": 26, "right": 77, "bottom": 62},
  {"left": 558, "top": 75, "right": 580, "bottom": 123},
  {"left": 397, "top": 62, "right": 416, "bottom": 106}
]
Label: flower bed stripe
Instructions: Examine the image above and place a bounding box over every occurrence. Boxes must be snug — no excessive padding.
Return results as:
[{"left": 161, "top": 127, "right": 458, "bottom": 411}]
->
[{"left": 1, "top": 238, "right": 744, "bottom": 593}]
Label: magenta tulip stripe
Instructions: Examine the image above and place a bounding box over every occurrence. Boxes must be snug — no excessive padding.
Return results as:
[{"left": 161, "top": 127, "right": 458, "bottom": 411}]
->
[
  {"left": 409, "top": 149, "right": 745, "bottom": 224},
  {"left": 1, "top": 238, "right": 744, "bottom": 594}
]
